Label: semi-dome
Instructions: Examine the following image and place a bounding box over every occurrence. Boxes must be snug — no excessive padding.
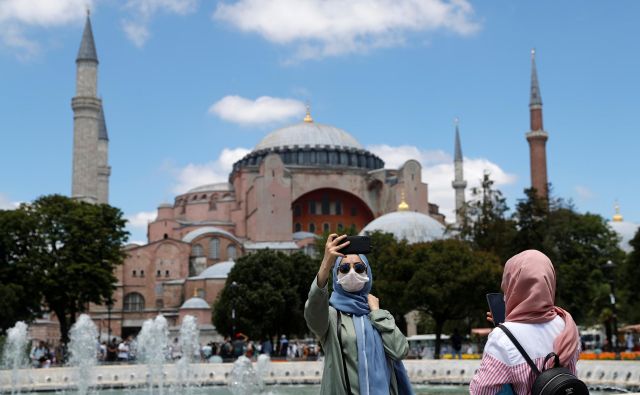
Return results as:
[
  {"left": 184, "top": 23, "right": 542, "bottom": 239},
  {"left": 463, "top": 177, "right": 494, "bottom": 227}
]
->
[
  {"left": 187, "top": 182, "right": 233, "bottom": 193},
  {"left": 360, "top": 210, "right": 446, "bottom": 244},
  {"left": 180, "top": 297, "right": 210, "bottom": 310},
  {"left": 255, "top": 122, "right": 363, "bottom": 151},
  {"left": 191, "top": 260, "right": 235, "bottom": 279}
]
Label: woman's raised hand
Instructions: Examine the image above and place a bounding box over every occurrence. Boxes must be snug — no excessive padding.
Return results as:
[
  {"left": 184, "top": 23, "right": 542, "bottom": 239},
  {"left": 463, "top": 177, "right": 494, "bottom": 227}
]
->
[{"left": 316, "top": 234, "right": 349, "bottom": 288}]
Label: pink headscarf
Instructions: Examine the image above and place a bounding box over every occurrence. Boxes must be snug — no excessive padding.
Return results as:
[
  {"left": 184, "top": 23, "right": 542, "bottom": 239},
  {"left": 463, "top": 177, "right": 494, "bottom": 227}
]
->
[{"left": 501, "top": 249, "right": 579, "bottom": 366}]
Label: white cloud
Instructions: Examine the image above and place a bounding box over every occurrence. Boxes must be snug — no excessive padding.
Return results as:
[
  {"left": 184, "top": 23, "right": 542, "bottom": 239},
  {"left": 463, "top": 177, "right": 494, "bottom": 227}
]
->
[
  {"left": 168, "top": 147, "right": 251, "bottom": 193},
  {"left": 574, "top": 185, "right": 594, "bottom": 200},
  {"left": 214, "top": 0, "right": 480, "bottom": 61},
  {"left": 121, "top": 0, "right": 198, "bottom": 47},
  {"left": 0, "top": 193, "right": 20, "bottom": 209},
  {"left": 209, "top": 96, "right": 306, "bottom": 126},
  {"left": 0, "top": 0, "right": 92, "bottom": 57},
  {"left": 126, "top": 210, "right": 157, "bottom": 228},
  {"left": 368, "top": 144, "right": 517, "bottom": 223}
]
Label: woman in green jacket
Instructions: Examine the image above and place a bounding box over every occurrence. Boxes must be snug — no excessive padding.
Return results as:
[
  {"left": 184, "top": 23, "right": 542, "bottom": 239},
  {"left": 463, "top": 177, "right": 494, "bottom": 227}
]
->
[{"left": 304, "top": 234, "right": 414, "bottom": 395}]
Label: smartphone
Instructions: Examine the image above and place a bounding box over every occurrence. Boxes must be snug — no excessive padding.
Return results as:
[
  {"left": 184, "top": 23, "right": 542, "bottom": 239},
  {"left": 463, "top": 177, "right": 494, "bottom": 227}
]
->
[
  {"left": 486, "top": 293, "right": 506, "bottom": 326},
  {"left": 338, "top": 236, "right": 371, "bottom": 255}
]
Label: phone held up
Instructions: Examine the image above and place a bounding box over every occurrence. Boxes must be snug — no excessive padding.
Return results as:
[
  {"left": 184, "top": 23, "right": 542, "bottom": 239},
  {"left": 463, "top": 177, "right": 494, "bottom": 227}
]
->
[
  {"left": 337, "top": 235, "right": 371, "bottom": 255},
  {"left": 486, "top": 293, "right": 506, "bottom": 326}
]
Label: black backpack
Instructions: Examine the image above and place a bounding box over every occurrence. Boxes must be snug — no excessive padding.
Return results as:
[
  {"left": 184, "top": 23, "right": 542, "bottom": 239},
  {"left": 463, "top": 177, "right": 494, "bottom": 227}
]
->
[{"left": 498, "top": 324, "right": 589, "bottom": 395}]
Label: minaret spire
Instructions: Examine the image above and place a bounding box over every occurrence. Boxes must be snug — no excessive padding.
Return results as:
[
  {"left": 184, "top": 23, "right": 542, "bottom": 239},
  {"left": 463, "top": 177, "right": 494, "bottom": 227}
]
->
[
  {"left": 77, "top": 13, "right": 98, "bottom": 63},
  {"left": 526, "top": 48, "right": 549, "bottom": 201},
  {"left": 530, "top": 49, "right": 542, "bottom": 107},
  {"left": 452, "top": 118, "right": 467, "bottom": 225}
]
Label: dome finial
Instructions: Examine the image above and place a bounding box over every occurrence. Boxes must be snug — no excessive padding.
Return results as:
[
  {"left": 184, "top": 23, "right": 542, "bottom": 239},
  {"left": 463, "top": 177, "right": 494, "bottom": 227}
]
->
[
  {"left": 398, "top": 190, "right": 409, "bottom": 211},
  {"left": 303, "top": 102, "right": 313, "bottom": 123},
  {"left": 613, "top": 201, "right": 623, "bottom": 222}
]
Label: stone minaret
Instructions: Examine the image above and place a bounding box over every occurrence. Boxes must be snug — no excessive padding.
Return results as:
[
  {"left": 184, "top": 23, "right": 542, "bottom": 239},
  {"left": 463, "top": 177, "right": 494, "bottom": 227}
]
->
[
  {"left": 526, "top": 49, "right": 549, "bottom": 201},
  {"left": 72, "top": 13, "right": 108, "bottom": 203},
  {"left": 97, "top": 106, "right": 110, "bottom": 204},
  {"left": 451, "top": 118, "right": 467, "bottom": 225}
]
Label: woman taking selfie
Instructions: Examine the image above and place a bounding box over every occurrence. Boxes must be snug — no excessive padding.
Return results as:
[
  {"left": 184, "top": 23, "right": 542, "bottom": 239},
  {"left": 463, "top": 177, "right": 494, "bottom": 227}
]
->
[
  {"left": 470, "top": 250, "right": 581, "bottom": 395},
  {"left": 304, "top": 234, "right": 413, "bottom": 395}
]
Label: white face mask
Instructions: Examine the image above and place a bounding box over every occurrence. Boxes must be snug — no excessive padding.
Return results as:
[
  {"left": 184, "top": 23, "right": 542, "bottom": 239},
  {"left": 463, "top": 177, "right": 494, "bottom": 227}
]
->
[{"left": 337, "top": 268, "right": 370, "bottom": 293}]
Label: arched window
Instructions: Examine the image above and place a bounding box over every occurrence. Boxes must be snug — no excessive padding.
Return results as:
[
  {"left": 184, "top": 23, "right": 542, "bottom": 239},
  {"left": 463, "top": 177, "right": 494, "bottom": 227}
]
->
[
  {"left": 123, "top": 293, "right": 145, "bottom": 312},
  {"left": 309, "top": 223, "right": 316, "bottom": 233},
  {"left": 227, "top": 245, "right": 237, "bottom": 260},
  {"left": 209, "top": 238, "right": 220, "bottom": 259},
  {"left": 192, "top": 244, "right": 204, "bottom": 257},
  {"left": 294, "top": 223, "right": 302, "bottom": 232},
  {"left": 323, "top": 223, "right": 330, "bottom": 233},
  {"left": 337, "top": 223, "right": 344, "bottom": 232}
]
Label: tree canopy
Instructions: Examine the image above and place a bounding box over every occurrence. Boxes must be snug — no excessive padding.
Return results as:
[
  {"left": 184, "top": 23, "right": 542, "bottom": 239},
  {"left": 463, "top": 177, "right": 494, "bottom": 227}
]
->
[
  {"left": 0, "top": 195, "right": 128, "bottom": 342},
  {"left": 213, "top": 250, "right": 316, "bottom": 339}
]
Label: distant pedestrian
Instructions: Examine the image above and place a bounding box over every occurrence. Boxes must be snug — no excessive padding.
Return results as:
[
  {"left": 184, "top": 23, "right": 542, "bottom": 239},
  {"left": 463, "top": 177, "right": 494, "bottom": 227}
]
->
[{"left": 451, "top": 329, "right": 463, "bottom": 359}]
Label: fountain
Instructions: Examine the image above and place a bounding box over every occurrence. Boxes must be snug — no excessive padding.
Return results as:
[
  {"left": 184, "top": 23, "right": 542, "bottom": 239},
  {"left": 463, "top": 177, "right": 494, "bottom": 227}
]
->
[
  {"left": 68, "top": 314, "right": 98, "bottom": 395},
  {"left": 1, "top": 322, "right": 28, "bottom": 395},
  {"left": 137, "top": 315, "right": 169, "bottom": 394},
  {"left": 175, "top": 315, "right": 199, "bottom": 392}
]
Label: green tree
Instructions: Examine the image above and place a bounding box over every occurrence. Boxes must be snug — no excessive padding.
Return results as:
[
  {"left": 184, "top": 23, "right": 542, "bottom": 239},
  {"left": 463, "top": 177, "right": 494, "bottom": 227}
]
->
[
  {"left": 213, "top": 250, "right": 315, "bottom": 339},
  {"left": 366, "top": 231, "right": 413, "bottom": 330},
  {"left": 0, "top": 209, "right": 42, "bottom": 332},
  {"left": 22, "top": 195, "right": 128, "bottom": 343},
  {"left": 405, "top": 239, "right": 502, "bottom": 358},
  {"left": 458, "top": 173, "right": 517, "bottom": 262},
  {"left": 613, "top": 228, "right": 640, "bottom": 325}
]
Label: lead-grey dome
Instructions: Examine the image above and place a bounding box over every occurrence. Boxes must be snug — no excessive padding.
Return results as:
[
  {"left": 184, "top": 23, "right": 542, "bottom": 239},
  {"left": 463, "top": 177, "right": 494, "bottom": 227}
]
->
[
  {"left": 180, "top": 297, "right": 210, "bottom": 309},
  {"left": 609, "top": 220, "right": 638, "bottom": 253},
  {"left": 191, "top": 260, "right": 235, "bottom": 279},
  {"left": 255, "top": 122, "right": 363, "bottom": 150},
  {"left": 360, "top": 211, "right": 446, "bottom": 244}
]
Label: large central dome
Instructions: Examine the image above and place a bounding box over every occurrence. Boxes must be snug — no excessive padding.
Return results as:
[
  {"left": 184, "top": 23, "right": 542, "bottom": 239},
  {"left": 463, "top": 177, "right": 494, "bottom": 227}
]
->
[
  {"left": 255, "top": 121, "right": 363, "bottom": 150},
  {"left": 231, "top": 112, "right": 384, "bottom": 175}
]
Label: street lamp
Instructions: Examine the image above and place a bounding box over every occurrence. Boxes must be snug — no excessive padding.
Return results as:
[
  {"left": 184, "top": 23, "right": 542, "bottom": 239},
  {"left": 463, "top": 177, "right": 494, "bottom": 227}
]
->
[
  {"left": 107, "top": 298, "right": 114, "bottom": 341},
  {"left": 230, "top": 281, "right": 238, "bottom": 337},
  {"left": 602, "top": 260, "right": 618, "bottom": 352}
]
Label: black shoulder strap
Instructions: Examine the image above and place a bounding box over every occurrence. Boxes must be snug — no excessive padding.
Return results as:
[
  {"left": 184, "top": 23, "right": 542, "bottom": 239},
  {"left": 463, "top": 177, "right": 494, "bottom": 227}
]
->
[
  {"left": 337, "top": 311, "right": 354, "bottom": 395},
  {"left": 498, "top": 324, "right": 541, "bottom": 376}
]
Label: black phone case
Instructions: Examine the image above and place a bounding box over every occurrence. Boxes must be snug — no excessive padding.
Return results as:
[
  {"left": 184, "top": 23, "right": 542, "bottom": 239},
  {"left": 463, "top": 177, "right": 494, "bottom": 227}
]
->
[
  {"left": 486, "top": 293, "right": 506, "bottom": 326},
  {"left": 338, "top": 236, "right": 371, "bottom": 255}
]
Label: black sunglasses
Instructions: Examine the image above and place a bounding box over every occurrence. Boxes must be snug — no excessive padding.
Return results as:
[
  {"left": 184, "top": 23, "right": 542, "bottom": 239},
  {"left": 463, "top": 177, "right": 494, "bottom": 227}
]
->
[{"left": 338, "top": 262, "right": 367, "bottom": 274}]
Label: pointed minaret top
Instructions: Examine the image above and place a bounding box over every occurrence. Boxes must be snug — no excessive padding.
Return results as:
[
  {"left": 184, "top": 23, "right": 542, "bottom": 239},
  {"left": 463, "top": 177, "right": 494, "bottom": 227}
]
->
[
  {"left": 98, "top": 105, "right": 108, "bottom": 141},
  {"left": 303, "top": 103, "right": 313, "bottom": 123},
  {"left": 77, "top": 14, "right": 98, "bottom": 63},
  {"left": 454, "top": 118, "right": 463, "bottom": 162},
  {"left": 530, "top": 48, "right": 542, "bottom": 107},
  {"left": 613, "top": 201, "right": 624, "bottom": 222},
  {"left": 398, "top": 190, "right": 409, "bottom": 211}
]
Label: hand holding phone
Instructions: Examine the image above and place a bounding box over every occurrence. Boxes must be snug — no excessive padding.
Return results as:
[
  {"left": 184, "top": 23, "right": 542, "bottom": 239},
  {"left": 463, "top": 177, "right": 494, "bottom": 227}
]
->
[
  {"left": 486, "top": 293, "right": 506, "bottom": 326},
  {"left": 337, "top": 236, "right": 371, "bottom": 255}
]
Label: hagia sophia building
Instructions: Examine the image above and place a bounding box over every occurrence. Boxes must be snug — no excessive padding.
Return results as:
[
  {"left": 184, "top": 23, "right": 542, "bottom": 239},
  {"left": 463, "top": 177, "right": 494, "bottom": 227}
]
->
[{"left": 28, "top": 15, "right": 636, "bottom": 343}]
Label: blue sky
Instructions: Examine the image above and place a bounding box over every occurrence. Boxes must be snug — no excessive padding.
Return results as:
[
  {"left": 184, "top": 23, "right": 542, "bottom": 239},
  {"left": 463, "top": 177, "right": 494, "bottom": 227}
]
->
[{"left": 1, "top": 0, "right": 639, "bottom": 244}]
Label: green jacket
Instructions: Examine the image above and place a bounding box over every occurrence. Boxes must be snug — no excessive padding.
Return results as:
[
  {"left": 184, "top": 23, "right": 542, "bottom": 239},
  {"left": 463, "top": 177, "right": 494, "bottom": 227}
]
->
[{"left": 304, "top": 277, "right": 409, "bottom": 395}]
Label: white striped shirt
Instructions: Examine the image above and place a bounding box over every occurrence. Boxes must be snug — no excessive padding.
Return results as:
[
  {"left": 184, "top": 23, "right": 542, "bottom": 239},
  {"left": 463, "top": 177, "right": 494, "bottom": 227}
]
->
[{"left": 470, "top": 316, "right": 579, "bottom": 395}]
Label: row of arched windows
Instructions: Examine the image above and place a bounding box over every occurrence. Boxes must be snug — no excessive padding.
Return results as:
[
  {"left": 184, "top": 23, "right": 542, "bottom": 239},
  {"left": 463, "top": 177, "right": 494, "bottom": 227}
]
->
[
  {"left": 191, "top": 238, "right": 237, "bottom": 260},
  {"left": 295, "top": 223, "right": 353, "bottom": 233}
]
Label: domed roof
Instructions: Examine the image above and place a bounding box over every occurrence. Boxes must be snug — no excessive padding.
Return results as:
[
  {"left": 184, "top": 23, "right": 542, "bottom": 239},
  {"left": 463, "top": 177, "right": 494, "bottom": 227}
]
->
[
  {"left": 609, "top": 220, "right": 638, "bottom": 253},
  {"left": 180, "top": 297, "right": 210, "bottom": 310},
  {"left": 360, "top": 211, "right": 446, "bottom": 244},
  {"left": 191, "top": 260, "right": 235, "bottom": 279},
  {"left": 255, "top": 121, "right": 362, "bottom": 151}
]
